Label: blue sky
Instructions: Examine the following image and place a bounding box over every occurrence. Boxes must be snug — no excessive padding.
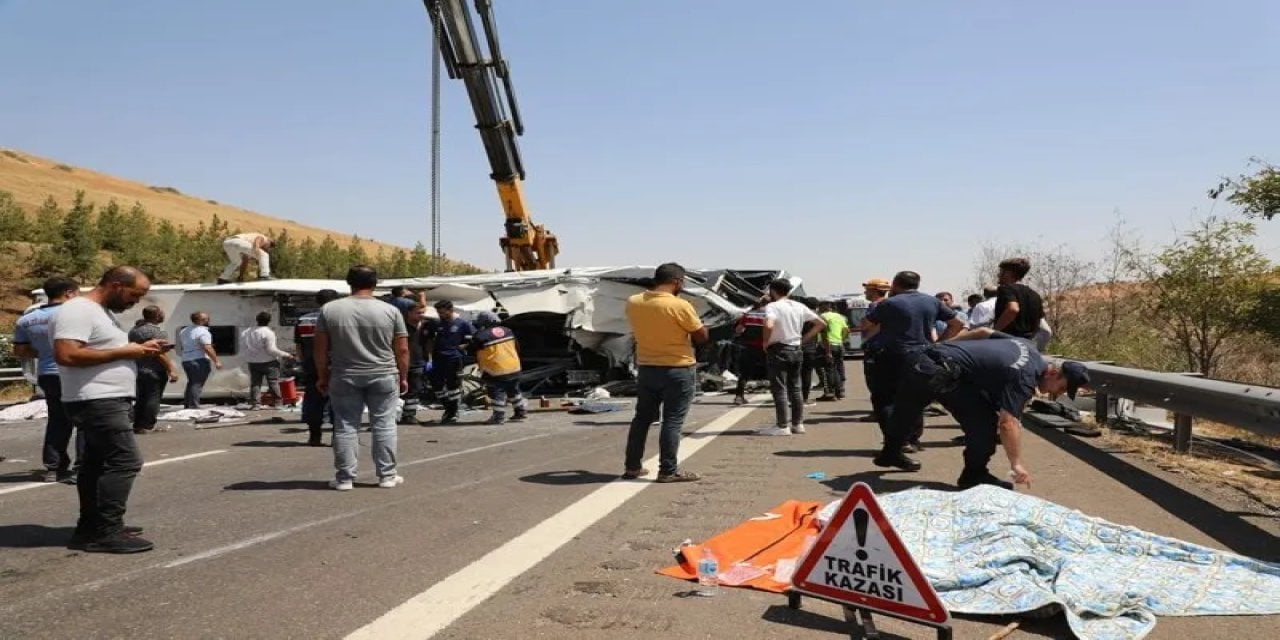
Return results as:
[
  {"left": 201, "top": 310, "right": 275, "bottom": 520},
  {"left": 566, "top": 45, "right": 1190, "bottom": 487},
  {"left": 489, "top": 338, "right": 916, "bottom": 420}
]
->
[{"left": 2, "top": 0, "right": 1278, "bottom": 295}]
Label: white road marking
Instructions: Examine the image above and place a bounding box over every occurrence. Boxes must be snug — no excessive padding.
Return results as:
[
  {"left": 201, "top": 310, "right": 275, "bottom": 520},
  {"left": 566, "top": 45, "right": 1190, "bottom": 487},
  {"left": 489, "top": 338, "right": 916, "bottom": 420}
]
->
[
  {"left": 346, "top": 397, "right": 766, "bottom": 640},
  {"left": 161, "top": 433, "right": 555, "bottom": 568},
  {"left": 401, "top": 433, "right": 553, "bottom": 467},
  {"left": 0, "top": 449, "right": 227, "bottom": 496}
]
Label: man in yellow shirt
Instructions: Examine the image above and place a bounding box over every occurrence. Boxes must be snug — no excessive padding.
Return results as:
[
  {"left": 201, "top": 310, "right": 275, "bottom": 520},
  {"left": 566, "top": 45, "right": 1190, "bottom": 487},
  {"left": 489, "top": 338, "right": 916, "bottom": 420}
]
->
[
  {"left": 622, "top": 263, "right": 708, "bottom": 483},
  {"left": 817, "top": 300, "right": 850, "bottom": 400}
]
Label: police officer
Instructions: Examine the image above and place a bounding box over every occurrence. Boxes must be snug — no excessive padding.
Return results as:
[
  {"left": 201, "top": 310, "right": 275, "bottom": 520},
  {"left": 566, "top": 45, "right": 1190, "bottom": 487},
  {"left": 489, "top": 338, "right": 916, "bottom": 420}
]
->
[
  {"left": 295, "top": 289, "right": 341, "bottom": 446},
  {"left": 889, "top": 328, "right": 1090, "bottom": 489},
  {"left": 865, "top": 271, "right": 965, "bottom": 471},
  {"left": 421, "top": 300, "right": 474, "bottom": 425},
  {"left": 398, "top": 301, "right": 426, "bottom": 424}
]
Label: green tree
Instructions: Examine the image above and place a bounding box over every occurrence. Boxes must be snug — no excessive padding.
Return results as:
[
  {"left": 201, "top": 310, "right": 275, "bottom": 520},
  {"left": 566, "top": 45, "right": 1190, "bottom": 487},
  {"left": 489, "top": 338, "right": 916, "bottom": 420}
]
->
[
  {"left": 345, "top": 235, "right": 369, "bottom": 267},
  {"left": 95, "top": 199, "right": 128, "bottom": 252},
  {"left": 117, "top": 202, "right": 156, "bottom": 268},
  {"left": 32, "top": 196, "right": 64, "bottom": 244},
  {"left": 294, "top": 237, "right": 321, "bottom": 278},
  {"left": 1128, "top": 217, "right": 1272, "bottom": 376},
  {"left": 1210, "top": 158, "right": 1280, "bottom": 220},
  {"left": 61, "top": 191, "right": 99, "bottom": 278},
  {"left": 0, "top": 190, "right": 30, "bottom": 241},
  {"left": 269, "top": 229, "right": 297, "bottom": 278},
  {"left": 316, "top": 235, "right": 345, "bottom": 278},
  {"left": 408, "top": 242, "right": 432, "bottom": 276},
  {"left": 1249, "top": 285, "right": 1280, "bottom": 344}
]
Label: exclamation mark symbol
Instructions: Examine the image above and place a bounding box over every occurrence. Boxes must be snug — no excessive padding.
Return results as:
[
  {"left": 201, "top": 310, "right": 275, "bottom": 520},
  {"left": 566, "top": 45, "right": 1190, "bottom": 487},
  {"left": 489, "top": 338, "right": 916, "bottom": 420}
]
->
[{"left": 852, "top": 508, "right": 869, "bottom": 561}]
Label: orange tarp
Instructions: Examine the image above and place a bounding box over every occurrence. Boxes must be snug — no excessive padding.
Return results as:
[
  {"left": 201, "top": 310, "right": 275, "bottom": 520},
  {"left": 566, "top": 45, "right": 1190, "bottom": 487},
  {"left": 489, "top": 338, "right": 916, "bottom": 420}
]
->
[{"left": 657, "top": 500, "right": 824, "bottom": 593}]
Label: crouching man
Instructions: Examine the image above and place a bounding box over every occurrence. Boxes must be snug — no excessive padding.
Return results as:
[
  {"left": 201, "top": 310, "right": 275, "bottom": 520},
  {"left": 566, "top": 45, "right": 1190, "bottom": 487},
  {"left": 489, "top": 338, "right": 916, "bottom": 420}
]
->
[
  {"left": 888, "top": 328, "right": 1090, "bottom": 490},
  {"left": 469, "top": 312, "right": 528, "bottom": 425}
]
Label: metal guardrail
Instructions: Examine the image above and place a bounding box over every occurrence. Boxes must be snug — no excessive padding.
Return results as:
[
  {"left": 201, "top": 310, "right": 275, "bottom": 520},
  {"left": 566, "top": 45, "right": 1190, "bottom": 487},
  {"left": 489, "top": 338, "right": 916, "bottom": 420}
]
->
[{"left": 1074, "top": 359, "right": 1280, "bottom": 454}]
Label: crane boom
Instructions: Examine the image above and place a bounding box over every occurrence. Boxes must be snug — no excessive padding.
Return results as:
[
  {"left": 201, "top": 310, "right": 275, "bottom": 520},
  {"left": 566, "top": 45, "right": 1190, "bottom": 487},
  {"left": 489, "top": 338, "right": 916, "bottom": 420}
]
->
[{"left": 424, "top": 0, "right": 558, "bottom": 271}]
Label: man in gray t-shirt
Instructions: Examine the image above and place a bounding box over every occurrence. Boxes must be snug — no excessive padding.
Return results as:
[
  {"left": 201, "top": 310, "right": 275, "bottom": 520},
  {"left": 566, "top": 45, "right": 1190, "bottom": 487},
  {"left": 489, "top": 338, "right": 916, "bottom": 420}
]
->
[
  {"left": 315, "top": 265, "right": 409, "bottom": 491},
  {"left": 51, "top": 266, "right": 164, "bottom": 554}
]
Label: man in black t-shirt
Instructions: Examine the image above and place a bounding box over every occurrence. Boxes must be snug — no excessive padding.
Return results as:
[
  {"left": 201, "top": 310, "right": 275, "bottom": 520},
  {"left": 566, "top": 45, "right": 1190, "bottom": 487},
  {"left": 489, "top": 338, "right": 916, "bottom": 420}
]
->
[
  {"left": 992, "top": 257, "right": 1045, "bottom": 343},
  {"left": 892, "top": 328, "right": 1090, "bottom": 490}
]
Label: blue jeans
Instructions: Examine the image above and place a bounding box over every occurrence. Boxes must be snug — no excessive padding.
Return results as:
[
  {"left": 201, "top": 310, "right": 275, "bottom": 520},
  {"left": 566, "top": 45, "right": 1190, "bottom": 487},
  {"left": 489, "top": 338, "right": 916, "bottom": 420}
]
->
[
  {"left": 625, "top": 366, "right": 696, "bottom": 476},
  {"left": 182, "top": 359, "right": 212, "bottom": 408},
  {"left": 329, "top": 373, "right": 400, "bottom": 482}
]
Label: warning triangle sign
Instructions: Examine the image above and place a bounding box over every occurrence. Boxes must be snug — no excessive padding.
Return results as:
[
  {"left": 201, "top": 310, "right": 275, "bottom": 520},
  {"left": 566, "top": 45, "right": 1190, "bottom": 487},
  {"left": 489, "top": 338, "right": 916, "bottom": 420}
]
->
[{"left": 791, "top": 482, "right": 950, "bottom": 624}]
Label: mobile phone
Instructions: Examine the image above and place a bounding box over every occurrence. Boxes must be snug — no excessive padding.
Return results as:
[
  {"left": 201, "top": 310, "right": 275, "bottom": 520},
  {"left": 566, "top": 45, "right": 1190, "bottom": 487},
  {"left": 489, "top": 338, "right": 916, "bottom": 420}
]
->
[{"left": 160, "top": 342, "right": 176, "bottom": 351}]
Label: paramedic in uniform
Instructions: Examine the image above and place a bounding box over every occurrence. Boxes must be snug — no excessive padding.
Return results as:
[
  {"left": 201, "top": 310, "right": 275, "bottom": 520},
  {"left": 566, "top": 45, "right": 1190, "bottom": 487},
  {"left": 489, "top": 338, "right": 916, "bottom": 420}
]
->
[
  {"left": 890, "top": 328, "right": 1090, "bottom": 489},
  {"left": 217, "top": 232, "right": 275, "bottom": 284},
  {"left": 469, "top": 311, "right": 529, "bottom": 425}
]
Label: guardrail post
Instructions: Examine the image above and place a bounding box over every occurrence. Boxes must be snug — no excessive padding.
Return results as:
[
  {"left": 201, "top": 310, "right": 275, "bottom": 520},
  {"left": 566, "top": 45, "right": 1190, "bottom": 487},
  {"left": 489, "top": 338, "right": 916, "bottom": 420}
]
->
[
  {"left": 1173, "top": 414, "right": 1193, "bottom": 454},
  {"left": 1094, "top": 392, "right": 1110, "bottom": 426}
]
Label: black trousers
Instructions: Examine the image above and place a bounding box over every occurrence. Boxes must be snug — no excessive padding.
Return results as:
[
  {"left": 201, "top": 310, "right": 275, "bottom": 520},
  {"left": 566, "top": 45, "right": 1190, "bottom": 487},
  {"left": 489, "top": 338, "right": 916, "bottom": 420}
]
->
[
  {"left": 300, "top": 369, "right": 329, "bottom": 441},
  {"left": 824, "top": 345, "right": 846, "bottom": 397},
  {"left": 64, "top": 398, "right": 142, "bottom": 538},
  {"left": 888, "top": 348, "right": 1004, "bottom": 478},
  {"left": 800, "top": 347, "right": 824, "bottom": 401},
  {"left": 133, "top": 372, "right": 167, "bottom": 430},
  {"left": 428, "top": 357, "right": 463, "bottom": 416},
  {"left": 875, "top": 348, "right": 926, "bottom": 453},
  {"left": 39, "top": 375, "right": 81, "bottom": 473}
]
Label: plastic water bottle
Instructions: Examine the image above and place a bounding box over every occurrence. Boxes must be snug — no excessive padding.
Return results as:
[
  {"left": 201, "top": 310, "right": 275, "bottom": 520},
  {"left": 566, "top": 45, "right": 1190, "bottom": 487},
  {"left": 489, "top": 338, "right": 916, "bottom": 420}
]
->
[{"left": 696, "top": 550, "right": 720, "bottom": 597}]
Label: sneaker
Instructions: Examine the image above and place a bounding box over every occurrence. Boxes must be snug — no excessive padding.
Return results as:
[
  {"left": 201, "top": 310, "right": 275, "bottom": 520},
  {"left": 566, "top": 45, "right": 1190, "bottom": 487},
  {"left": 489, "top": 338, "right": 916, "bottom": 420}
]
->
[
  {"left": 816, "top": 395, "right": 837, "bottom": 402},
  {"left": 655, "top": 470, "right": 700, "bottom": 483},
  {"left": 621, "top": 468, "right": 650, "bottom": 480},
  {"left": 378, "top": 475, "right": 404, "bottom": 489},
  {"left": 957, "top": 471, "right": 1013, "bottom": 491},
  {"left": 803, "top": 400, "right": 817, "bottom": 407},
  {"left": 58, "top": 471, "right": 78, "bottom": 485},
  {"left": 872, "top": 453, "right": 922, "bottom": 472},
  {"left": 329, "top": 479, "right": 354, "bottom": 491},
  {"left": 41, "top": 470, "right": 58, "bottom": 483},
  {"left": 438, "top": 414, "right": 459, "bottom": 426},
  {"left": 790, "top": 423, "right": 807, "bottom": 434},
  {"left": 901, "top": 442, "right": 921, "bottom": 454},
  {"left": 754, "top": 426, "right": 791, "bottom": 436},
  {"left": 509, "top": 411, "right": 529, "bottom": 422},
  {"left": 257, "top": 275, "right": 276, "bottom": 281},
  {"left": 70, "top": 525, "right": 147, "bottom": 549},
  {"left": 486, "top": 413, "right": 507, "bottom": 425},
  {"left": 82, "top": 533, "right": 155, "bottom": 554}
]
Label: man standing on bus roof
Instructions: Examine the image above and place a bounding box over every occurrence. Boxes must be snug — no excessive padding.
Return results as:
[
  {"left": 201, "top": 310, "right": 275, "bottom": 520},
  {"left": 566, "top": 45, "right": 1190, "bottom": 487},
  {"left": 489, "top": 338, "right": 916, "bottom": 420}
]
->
[{"left": 217, "top": 232, "right": 275, "bottom": 284}]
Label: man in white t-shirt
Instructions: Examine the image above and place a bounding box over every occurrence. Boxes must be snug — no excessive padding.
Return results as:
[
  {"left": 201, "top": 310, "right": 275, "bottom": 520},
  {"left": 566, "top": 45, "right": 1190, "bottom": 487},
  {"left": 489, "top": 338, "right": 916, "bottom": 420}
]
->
[
  {"left": 968, "top": 286, "right": 998, "bottom": 328},
  {"left": 52, "top": 266, "right": 165, "bottom": 554},
  {"left": 758, "top": 279, "right": 825, "bottom": 436},
  {"left": 217, "top": 232, "right": 275, "bottom": 284}
]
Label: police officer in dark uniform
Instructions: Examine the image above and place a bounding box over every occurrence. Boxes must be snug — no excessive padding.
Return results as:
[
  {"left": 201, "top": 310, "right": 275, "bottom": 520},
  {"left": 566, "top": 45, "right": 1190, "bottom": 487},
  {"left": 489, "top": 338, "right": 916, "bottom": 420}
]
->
[
  {"left": 865, "top": 271, "right": 965, "bottom": 471},
  {"left": 888, "top": 328, "right": 1090, "bottom": 489},
  {"left": 295, "top": 289, "right": 340, "bottom": 446},
  {"left": 420, "top": 300, "right": 475, "bottom": 425},
  {"left": 398, "top": 301, "right": 427, "bottom": 424}
]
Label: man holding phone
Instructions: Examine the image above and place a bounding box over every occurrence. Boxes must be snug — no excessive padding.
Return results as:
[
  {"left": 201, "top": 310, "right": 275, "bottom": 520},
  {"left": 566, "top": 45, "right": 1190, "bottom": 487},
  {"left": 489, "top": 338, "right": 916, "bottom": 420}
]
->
[
  {"left": 53, "top": 266, "right": 166, "bottom": 553},
  {"left": 128, "top": 305, "right": 178, "bottom": 434}
]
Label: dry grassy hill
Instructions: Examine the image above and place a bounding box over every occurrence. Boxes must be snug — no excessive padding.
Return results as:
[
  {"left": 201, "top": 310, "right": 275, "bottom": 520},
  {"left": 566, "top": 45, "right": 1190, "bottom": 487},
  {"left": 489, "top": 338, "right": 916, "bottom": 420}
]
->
[{"left": 0, "top": 147, "right": 413, "bottom": 258}]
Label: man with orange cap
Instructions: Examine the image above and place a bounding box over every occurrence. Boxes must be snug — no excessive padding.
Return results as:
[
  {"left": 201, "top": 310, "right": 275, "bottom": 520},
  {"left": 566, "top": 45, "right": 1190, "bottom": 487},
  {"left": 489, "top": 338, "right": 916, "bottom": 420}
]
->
[{"left": 858, "top": 278, "right": 892, "bottom": 426}]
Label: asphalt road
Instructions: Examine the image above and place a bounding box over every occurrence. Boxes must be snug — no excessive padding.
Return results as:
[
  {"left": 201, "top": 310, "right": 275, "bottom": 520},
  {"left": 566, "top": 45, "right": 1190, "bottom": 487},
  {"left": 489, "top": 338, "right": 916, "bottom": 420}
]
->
[{"left": 1, "top": 367, "right": 1276, "bottom": 640}]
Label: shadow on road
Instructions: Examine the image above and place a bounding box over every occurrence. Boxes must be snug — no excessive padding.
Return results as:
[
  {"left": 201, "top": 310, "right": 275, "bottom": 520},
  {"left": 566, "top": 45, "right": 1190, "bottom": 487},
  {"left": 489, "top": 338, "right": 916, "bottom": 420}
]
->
[
  {"left": 224, "top": 480, "right": 332, "bottom": 491},
  {"left": 0, "top": 524, "right": 75, "bottom": 548},
  {"left": 233, "top": 440, "right": 310, "bottom": 448},
  {"left": 760, "top": 604, "right": 911, "bottom": 639},
  {"left": 1027, "top": 420, "right": 1280, "bottom": 561},
  {"left": 0, "top": 471, "right": 38, "bottom": 485},
  {"left": 571, "top": 421, "right": 631, "bottom": 427},
  {"left": 519, "top": 470, "right": 617, "bottom": 486},
  {"left": 774, "top": 449, "right": 881, "bottom": 458},
  {"left": 821, "top": 470, "right": 955, "bottom": 494}
]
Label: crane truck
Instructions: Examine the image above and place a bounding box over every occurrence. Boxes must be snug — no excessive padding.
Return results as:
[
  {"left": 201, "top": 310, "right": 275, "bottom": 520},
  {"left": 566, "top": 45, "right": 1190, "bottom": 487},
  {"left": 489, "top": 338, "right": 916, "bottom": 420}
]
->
[{"left": 424, "top": 0, "right": 559, "bottom": 272}]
